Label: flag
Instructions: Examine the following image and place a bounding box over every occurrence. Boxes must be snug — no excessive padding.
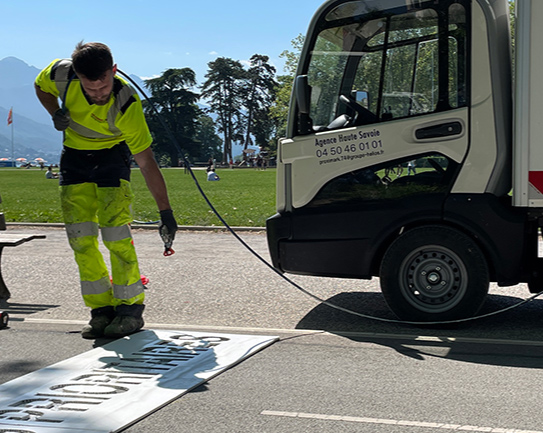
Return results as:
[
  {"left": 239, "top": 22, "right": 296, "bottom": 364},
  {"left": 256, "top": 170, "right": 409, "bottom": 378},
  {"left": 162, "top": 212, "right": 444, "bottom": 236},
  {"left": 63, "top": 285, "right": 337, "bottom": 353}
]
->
[{"left": 7, "top": 108, "right": 12, "bottom": 126}]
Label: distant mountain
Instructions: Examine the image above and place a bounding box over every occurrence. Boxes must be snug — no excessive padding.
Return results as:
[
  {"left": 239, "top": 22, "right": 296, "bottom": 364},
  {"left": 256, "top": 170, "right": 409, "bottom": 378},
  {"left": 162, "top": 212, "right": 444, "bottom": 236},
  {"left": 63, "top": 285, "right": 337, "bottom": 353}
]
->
[
  {"left": 0, "top": 105, "right": 62, "bottom": 157},
  {"left": 0, "top": 56, "right": 41, "bottom": 88},
  {"left": 0, "top": 57, "right": 66, "bottom": 162}
]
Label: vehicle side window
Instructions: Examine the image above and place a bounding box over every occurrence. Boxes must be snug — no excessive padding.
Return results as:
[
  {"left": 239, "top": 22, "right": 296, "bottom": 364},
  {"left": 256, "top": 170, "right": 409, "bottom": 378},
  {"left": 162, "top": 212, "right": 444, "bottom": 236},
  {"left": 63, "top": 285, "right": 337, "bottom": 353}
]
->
[
  {"left": 306, "top": 154, "right": 454, "bottom": 208},
  {"left": 373, "top": 10, "right": 439, "bottom": 119},
  {"left": 303, "top": 1, "right": 468, "bottom": 134}
]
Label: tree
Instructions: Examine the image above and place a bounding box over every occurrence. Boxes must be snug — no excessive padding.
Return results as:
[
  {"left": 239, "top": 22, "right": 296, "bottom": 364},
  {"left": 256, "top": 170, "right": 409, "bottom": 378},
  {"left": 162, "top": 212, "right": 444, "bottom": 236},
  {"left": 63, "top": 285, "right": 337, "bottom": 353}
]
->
[
  {"left": 269, "top": 34, "right": 305, "bottom": 146},
  {"left": 201, "top": 57, "right": 246, "bottom": 163},
  {"left": 268, "top": 75, "right": 292, "bottom": 141},
  {"left": 281, "top": 33, "right": 305, "bottom": 77},
  {"left": 195, "top": 114, "right": 223, "bottom": 161},
  {"left": 143, "top": 68, "right": 200, "bottom": 166},
  {"left": 241, "top": 54, "right": 278, "bottom": 156}
]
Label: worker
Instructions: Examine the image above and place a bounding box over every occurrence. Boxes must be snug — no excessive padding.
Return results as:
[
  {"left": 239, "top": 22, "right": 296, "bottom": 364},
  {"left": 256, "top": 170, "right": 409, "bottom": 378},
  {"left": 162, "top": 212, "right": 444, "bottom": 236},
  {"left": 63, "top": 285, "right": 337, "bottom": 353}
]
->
[{"left": 34, "top": 41, "right": 177, "bottom": 339}]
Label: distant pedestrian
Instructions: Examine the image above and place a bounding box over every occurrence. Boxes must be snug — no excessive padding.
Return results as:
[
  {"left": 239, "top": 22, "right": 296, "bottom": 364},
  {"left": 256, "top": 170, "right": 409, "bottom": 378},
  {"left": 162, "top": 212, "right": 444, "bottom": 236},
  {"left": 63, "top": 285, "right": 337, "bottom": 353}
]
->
[{"left": 407, "top": 160, "right": 416, "bottom": 175}]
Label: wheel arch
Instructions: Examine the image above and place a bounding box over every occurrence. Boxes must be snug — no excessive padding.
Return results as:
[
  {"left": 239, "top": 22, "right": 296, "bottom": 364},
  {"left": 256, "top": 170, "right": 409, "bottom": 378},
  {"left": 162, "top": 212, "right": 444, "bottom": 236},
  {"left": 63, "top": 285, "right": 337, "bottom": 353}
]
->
[
  {"left": 371, "top": 219, "right": 498, "bottom": 283},
  {"left": 372, "top": 195, "right": 527, "bottom": 286}
]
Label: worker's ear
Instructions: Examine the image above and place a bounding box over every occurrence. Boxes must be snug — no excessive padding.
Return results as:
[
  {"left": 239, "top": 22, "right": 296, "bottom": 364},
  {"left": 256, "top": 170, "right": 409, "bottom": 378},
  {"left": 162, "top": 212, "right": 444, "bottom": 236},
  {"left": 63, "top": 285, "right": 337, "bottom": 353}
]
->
[{"left": 112, "top": 64, "right": 118, "bottom": 74}]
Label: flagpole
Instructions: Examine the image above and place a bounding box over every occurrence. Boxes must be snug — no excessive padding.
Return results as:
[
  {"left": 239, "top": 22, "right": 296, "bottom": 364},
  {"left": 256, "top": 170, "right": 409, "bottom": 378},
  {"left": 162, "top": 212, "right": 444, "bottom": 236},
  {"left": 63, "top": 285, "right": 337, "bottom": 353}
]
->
[
  {"left": 7, "top": 107, "right": 14, "bottom": 166},
  {"left": 10, "top": 109, "right": 14, "bottom": 165}
]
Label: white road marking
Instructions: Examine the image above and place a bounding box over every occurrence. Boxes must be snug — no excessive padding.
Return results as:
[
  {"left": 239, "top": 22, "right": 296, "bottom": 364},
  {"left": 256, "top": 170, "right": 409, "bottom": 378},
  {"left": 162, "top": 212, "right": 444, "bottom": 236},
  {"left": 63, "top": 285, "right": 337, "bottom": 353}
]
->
[
  {"left": 0, "top": 330, "right": 277, "bottom": 433},
  {"left": 261, "top": 411, "right": 542, "bottom": 432},
  {"left": 20, "top": 318, "right": 543, "bottom": 347}
]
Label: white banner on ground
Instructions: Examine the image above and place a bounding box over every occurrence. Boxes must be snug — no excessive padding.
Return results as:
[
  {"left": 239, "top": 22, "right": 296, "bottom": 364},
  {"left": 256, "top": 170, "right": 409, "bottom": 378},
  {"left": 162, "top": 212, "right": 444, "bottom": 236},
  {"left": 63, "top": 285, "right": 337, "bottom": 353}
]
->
[{"left": 0, "top": 330, "right": 278, "bottom": 432}]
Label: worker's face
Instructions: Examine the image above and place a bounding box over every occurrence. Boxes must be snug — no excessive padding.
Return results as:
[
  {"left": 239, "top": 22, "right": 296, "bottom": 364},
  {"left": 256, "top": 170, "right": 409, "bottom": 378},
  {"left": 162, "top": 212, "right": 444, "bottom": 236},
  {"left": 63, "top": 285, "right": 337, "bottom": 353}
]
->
[{"left": 78, "top": 65, "right": 117, "bottom": 106}]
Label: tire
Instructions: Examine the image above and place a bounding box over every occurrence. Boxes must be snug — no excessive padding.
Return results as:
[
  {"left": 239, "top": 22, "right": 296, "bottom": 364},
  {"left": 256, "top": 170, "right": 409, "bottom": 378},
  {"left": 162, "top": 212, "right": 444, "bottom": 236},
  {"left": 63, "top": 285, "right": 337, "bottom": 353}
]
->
[{"left": 379, "top": 226, "right": 489, "bottom": 322}]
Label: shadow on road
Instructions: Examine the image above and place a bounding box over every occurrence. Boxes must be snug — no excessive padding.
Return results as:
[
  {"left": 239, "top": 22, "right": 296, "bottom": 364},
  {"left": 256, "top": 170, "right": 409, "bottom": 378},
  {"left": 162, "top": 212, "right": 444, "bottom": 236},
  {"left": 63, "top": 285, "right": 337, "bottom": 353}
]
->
[
  {"left": 0, "top": 300, "right": 60, "bottom": 321},
  {"left": 295, "top": 291, "right": 543, "bottom": 368}
]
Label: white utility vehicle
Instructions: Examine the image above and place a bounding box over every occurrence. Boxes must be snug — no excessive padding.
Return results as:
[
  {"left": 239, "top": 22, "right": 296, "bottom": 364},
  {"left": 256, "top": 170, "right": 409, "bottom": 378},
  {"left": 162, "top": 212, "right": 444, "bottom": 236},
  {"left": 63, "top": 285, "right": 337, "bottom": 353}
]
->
[{"left": 266, "top": 0, "right": 543, "bottom": 322}]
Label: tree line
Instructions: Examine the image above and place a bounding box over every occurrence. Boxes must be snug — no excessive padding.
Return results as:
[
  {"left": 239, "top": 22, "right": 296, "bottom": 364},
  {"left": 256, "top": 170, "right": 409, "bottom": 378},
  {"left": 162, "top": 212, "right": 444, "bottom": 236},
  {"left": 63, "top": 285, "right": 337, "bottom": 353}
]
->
[
  {"left": 143, "top": 40, "right": 302, "bottom": 167},
  {"left": 145, "top": 0, "right": 515, "bottom": 168}
]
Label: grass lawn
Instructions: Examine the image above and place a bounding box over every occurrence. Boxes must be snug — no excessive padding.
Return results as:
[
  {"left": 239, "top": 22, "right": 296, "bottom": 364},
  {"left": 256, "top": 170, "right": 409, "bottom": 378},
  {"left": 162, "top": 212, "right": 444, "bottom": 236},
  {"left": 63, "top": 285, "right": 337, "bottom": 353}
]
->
[{"left": 0, "top": 167, "right": 277, "bottom": 227}]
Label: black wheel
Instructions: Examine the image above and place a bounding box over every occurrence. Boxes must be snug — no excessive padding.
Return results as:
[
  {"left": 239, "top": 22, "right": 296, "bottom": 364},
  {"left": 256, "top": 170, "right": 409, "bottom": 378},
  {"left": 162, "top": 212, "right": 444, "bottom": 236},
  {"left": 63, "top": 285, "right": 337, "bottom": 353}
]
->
[{"left": 380, "top": 226, "right": 489, "bottom": 322}]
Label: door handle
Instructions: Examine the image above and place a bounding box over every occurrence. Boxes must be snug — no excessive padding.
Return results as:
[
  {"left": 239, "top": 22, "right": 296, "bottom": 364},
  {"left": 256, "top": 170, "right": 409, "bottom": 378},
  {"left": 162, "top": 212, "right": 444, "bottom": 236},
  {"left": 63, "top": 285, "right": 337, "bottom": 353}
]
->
[{"left": 415, "top": 121, "right": 463, "bottom": 140}]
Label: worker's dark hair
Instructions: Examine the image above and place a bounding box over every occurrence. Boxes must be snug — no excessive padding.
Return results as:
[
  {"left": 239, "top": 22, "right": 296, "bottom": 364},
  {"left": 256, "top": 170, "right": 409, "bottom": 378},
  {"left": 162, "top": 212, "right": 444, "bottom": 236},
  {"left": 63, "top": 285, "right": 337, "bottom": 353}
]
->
[{"left": 72, "top": 41, "right": 114, "bottom": 80}]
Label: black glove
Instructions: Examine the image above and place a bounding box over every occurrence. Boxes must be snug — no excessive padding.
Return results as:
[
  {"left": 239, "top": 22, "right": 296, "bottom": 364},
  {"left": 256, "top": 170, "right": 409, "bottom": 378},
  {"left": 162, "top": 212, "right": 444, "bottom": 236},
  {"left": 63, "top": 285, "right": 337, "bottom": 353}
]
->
[
  {"left": 159, "top": 209, "right": 177, "bottom": 255},
  {"left": 52, "top": 109, "right": 70, "bottom": 131}
]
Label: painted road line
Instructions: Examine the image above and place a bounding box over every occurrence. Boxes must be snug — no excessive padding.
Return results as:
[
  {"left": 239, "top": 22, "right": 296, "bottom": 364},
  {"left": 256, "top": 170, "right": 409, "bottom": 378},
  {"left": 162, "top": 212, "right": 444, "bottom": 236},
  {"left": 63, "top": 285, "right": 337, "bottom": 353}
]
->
[
  {"left": 19, "top": 318, "right": 543, "bottom": 347},
  {"left": 0, "top": 330, "right": 277, "bottom": 433},
  {"left": 261, "top": 411, "right": 542, "bottom": 432},
  {"left": 21, "top": 317, "right": 326, "bottom": 336}
]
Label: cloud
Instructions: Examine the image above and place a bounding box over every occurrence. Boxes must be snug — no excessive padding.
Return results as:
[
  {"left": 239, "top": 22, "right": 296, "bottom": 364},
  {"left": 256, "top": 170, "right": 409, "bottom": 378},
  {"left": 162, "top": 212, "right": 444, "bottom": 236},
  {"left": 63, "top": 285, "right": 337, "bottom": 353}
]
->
[{"left": 208, "top": 51, "right": 218, "bottom": 56}]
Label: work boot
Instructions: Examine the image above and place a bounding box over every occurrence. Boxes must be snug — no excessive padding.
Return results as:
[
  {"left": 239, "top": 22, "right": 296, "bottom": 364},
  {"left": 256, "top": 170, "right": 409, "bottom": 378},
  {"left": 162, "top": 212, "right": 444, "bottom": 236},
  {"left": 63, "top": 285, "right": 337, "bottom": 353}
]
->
[
  {"left": 104, "top": 304, "right": 145, "bottom": 338},
  {"left": 81, "top": 306, "right": 115, "bottom": 340}
]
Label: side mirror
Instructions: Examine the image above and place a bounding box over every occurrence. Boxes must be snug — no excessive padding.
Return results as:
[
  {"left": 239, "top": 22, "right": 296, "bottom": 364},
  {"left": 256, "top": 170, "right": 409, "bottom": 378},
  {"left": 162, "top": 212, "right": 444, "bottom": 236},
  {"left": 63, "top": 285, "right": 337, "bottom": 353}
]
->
[
  {"left": 296, "top": 75, "right": 311, "bottom": 114},
  {"left": 295, "top": 75, "right": 313, "bottom": 134}
]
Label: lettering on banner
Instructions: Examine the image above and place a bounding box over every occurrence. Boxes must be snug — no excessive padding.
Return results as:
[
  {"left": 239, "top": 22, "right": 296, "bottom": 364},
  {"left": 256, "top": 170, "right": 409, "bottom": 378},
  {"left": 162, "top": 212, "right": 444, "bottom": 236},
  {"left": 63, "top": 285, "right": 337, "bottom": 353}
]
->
[
  {"left": 0, "top": 428, "right": 38, "bottom": 433},
  {"left": 0, "top": 408, "right": 62, "bottom": 424},
  {"left": 169, "top": 334, "right": 231, "bottom": 347},
  {"left": 49, "top": 383, "right": 129, "bottom": 395},
  {"left": 72, "top": 373, "right": 152, "bottom": 386},
  {"left": 9, "top": 397, "right": 101, "bottom": 412},
  {"left": 0, "top": 332, "right": 230, "bottom": 429}
]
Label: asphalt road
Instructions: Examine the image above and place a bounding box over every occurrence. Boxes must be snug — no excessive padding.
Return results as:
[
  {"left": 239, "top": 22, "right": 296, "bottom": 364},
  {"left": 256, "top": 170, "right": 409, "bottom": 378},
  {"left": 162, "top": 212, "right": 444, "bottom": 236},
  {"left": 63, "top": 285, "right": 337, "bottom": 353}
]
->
[{"left": 2, "top": 226, "right": 543, "bottom": 432}]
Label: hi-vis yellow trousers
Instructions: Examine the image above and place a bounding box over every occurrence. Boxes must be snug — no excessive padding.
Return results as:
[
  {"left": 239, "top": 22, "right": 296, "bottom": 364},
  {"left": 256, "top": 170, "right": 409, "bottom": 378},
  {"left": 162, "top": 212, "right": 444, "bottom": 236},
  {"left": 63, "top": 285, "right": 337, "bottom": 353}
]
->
[{"left": 60, "top": 180, "right": 145, "bottom": 310}]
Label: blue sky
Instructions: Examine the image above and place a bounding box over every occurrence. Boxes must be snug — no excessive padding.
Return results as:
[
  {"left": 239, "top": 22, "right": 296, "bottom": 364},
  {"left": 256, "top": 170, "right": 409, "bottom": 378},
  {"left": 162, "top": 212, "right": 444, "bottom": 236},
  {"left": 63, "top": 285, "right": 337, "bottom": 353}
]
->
[{"left": 0, "top": 0, "right": 324, "bottom": 83}]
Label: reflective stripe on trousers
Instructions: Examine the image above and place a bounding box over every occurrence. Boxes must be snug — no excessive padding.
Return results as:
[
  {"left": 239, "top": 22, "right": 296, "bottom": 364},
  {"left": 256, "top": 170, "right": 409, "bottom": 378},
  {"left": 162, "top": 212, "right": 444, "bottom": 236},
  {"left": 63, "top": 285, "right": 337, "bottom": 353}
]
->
[{"left": 60, "top": 180, "right": 144, "bottom": 309}]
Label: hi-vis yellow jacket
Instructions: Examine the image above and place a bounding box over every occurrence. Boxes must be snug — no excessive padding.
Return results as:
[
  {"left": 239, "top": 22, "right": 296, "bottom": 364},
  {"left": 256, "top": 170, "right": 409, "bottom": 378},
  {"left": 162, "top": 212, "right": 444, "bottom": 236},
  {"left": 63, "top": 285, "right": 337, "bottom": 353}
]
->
[{"left": 35, "top": 59, "right": 152, "bottom": 155}]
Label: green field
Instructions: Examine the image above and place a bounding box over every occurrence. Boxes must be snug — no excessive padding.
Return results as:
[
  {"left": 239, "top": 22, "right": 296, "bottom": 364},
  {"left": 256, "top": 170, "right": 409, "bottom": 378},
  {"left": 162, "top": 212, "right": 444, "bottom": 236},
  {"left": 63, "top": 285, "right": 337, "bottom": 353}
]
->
[{"left": 0, "top": 167, "right": 277, "bottom": 227}]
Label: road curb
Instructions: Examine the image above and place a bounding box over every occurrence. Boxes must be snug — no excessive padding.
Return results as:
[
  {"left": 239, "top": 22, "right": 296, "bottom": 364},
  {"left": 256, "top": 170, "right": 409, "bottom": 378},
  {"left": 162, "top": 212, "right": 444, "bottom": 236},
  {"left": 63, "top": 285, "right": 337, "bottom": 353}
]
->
[{"left": 5, "top": 222, "right": 267, "bottom": 232}]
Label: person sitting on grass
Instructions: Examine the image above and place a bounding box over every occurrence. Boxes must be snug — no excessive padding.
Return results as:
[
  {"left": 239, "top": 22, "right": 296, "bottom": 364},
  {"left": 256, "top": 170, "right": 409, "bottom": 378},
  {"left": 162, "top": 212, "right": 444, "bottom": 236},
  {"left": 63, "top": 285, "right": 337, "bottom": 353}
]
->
[
  {"left": 207, "top": 168, "right": 220, "bottom": 181},
  {"left": 45, "top": 165, "right": 59, "bottom": 179}
]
